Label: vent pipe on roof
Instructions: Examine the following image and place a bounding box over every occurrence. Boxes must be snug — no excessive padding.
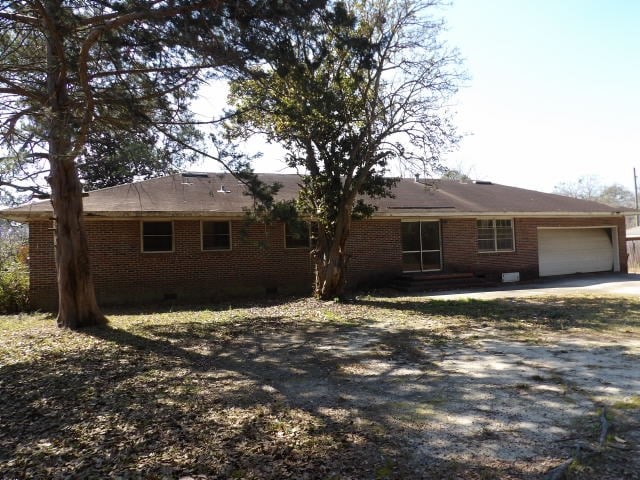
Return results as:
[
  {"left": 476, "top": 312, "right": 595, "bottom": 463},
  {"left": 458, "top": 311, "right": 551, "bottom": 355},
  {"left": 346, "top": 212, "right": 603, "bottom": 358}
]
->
[{"left": 414, "top": 173, "right": 420, "bottom": 183}]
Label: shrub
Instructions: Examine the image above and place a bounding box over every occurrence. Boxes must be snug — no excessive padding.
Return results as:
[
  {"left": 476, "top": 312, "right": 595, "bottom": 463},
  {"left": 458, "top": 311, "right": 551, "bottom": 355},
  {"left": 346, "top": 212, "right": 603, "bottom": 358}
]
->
[
  {"left": 0, "top": 221, "right": 29, "bottom": 313},
  {"left": 0, "top": 259, "right": 29, "bottom": 313}
]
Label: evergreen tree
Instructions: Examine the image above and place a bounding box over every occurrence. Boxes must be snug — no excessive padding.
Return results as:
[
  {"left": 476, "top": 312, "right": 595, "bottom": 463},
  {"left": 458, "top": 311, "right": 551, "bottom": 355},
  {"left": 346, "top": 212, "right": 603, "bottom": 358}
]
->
[{"left": 0, "top": 0, "right": 325, "bottom": 327}]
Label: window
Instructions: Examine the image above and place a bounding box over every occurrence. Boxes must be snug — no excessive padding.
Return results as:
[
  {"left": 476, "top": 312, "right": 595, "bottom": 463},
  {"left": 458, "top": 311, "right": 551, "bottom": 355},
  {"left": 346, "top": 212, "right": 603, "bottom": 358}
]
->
[
  {"left": 202, "top": 221, "right": 231, "bottom": 250},
  {"left": 401, "top": 221, "right": 442, "bottom": 271},
  {"left": 285, "top": 221, "right": 311, "bottom": 249},
  {"left": 478, "top": 219, "right": 514, "bottom": 252},
  {"left": 142, "top": 221, "right": 173, "bottom": 252}
]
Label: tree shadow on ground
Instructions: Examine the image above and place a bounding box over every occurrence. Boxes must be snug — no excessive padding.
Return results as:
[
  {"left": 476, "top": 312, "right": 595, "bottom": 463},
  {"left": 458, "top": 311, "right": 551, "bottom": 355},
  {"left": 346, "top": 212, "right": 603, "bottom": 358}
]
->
[{"left": 1, "top": 298, "right": 638, "bottom": 479}]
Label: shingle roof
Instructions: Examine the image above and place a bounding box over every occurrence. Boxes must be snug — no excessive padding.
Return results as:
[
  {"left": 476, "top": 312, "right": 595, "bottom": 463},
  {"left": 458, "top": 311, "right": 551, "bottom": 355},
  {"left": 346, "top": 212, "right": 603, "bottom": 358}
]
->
[{"left": 0, "top": 172, "right": 629, "bottom": 221}]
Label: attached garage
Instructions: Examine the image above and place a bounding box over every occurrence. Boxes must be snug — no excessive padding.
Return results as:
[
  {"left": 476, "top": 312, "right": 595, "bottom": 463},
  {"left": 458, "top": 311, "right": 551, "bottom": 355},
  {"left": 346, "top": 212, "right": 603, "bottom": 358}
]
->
[{"left": 538, "top": 227, "right": 619, "bottom": 277}]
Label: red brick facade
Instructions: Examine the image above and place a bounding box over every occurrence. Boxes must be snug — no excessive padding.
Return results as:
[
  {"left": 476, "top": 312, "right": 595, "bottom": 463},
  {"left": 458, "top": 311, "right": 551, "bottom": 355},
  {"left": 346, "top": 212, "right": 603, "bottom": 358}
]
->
[
  {"left": 28, "top": 216, "right": 627, "bottom": 311},
  {"left": 441, "top": 217, "right": 627, "bottom": 280},
  {"left": 29, "top": 218, "right": 404, "bottom": 310}
]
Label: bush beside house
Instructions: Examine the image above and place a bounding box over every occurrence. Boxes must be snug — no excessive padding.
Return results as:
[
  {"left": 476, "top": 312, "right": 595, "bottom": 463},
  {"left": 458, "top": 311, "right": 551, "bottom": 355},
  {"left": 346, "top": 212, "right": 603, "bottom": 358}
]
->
[{"left": 0, "top": 232, "right": 29, "bottom": 313}]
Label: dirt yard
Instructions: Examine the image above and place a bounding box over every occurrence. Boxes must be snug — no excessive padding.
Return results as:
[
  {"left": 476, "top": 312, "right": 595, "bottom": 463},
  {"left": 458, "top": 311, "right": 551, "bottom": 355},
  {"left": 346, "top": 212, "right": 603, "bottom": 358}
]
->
[{"left": 1, "top": 294, "right": 639, "bottom": 479}]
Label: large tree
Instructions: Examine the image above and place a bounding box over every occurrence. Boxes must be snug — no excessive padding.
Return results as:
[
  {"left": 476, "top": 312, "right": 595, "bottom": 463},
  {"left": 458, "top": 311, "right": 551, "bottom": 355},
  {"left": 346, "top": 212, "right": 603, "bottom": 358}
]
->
[
  {"left": 223, "top": 0, "right": 461, "bottom": 299},
  {"left": 78, "top": 128, "right": 200, "bottom": 191},
  {"left": 0, "top": 0, "right": 325, "bottom": 328}
]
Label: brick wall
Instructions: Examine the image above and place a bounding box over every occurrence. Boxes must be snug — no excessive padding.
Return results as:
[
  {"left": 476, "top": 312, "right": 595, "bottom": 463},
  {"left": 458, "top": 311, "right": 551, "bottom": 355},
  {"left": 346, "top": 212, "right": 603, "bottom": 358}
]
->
[
  {"left": 29, "top": 219, "right": 312, "bottom": 310},
  {"left": 28, "top": 218, "right": 402, "bottom": 310},
  {"left": 28, "top": 215, "right": 627, "bottom": 310},
  {"left": 347, "top": 219, "right": 402, "bottom": 289},
  {"left": 441, "top": 216, "right": 627, "bottom": 280},
  {"left": 29, "top": 221, "right": 57, "bottom": 310}
]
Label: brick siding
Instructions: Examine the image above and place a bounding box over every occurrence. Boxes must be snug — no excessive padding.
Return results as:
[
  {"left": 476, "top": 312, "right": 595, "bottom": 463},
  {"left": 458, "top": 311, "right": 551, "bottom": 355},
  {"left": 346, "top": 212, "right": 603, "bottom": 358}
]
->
[
  {"left": 28, "top": 218, "right": 403, "bottom": 310},
  {"left": 29, "top": 221, "right": 57, "bottom": 310},
  {"left": 441, "top": 217, "right": 627, "bottom": 280},
  {"left": 28, "top": 215, "right": 627, "bottom": 310},
  {"left": 346, "top": 219, "right": 402, "bottom": 289}
]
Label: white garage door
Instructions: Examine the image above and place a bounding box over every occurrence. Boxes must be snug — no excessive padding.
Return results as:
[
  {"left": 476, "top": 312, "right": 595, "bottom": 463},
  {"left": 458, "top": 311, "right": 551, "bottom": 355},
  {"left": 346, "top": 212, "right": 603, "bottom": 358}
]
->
[{"left": 538, "top": 228, "right": 615, "bottom": 277}]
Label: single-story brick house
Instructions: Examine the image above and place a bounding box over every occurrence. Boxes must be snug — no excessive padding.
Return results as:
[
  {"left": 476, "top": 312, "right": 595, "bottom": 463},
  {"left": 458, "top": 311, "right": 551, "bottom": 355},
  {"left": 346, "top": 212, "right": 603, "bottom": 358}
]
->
[{"left": 0, "top": 172, "right": 631, "bottom": 310}]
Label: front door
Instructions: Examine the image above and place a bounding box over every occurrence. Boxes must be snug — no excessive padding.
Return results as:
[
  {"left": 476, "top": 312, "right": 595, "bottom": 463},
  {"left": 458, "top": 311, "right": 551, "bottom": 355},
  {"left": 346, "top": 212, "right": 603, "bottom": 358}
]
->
[{"left": 401, "top": 221, "right": 442, "bottom": 272}]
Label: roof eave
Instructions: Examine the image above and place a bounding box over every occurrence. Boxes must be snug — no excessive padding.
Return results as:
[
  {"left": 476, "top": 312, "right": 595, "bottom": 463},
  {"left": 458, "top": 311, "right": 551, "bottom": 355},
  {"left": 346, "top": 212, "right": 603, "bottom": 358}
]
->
[
  {"left": 373, "top": 210, "right": 630, "bottom": 218},
  {"left": 0, "top": 210, "right": 249, "bottom": 222},
  {"left": 0, "top": 211, "right": 45, "bottom": 222},
  {"left": 2, "top": 209, "right": 631, "bottom": 223}
]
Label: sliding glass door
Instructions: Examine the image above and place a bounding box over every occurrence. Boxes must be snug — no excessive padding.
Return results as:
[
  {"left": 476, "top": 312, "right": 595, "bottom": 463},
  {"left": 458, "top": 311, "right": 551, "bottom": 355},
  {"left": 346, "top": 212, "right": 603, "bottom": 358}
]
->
[{"left": 401, "top": 221, "right": 441, "bottom": 272}]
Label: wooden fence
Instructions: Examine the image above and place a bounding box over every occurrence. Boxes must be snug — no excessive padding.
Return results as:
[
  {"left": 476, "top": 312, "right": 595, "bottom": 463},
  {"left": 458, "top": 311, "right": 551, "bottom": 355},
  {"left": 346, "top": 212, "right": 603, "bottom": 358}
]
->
[{"left": 627, "top": 239, "right": 640, "bottom": 273}]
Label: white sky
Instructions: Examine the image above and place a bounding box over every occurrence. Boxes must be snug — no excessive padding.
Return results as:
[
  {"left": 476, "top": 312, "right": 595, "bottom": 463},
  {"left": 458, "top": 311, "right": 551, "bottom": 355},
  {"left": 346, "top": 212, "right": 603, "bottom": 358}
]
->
[{"left": 193, "top": 0, "right": 640, "bottom": 194}]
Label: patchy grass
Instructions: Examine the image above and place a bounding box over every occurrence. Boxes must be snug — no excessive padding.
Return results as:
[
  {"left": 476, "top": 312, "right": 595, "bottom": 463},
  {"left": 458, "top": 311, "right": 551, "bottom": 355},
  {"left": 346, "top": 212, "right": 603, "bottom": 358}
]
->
[
  {"left": 613, "top": 396, "right": 640, "bottom": 410},
  {"left": 1, "top": 294, "right": 639, "bottom": 479},
  {"left": 361, "top": 294, "right": 640, "bottom": 340}
]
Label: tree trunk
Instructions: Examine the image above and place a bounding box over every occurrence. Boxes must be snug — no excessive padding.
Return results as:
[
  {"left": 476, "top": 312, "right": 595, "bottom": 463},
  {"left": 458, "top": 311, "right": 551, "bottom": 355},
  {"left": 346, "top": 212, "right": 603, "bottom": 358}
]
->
[
  {"left": 46, "top": 0, "right": 106, "bottom": 329},
  {"left": 49, "top": 160, "right": 106, "bottom": 329},
  {"left": 315, "top": 246, "right": 349, "bottom": 299},
  {"left": 313, "top": 206, "right": 352, "bottom": 300}
]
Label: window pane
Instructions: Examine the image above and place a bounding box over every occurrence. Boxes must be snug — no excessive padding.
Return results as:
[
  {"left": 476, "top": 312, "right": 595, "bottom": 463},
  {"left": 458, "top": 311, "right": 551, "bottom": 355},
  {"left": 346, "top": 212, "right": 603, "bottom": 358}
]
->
[
  {"left": 420, "top": 222, "right": 440, "bottom": 250},
  {"left": 402, "top": 252, "right": 421, "bottom": 271},
  {"left": 478, "top": 230, "right": 495, "bottom": 243},
  {"left": 202, "top": 222, "right": 214, "bottom": 235},
  {"left": 401, "top": 222, "right": 421, "bottom": 251},
  {"left": 285, "top": 222, "right": 310, "bottom": 248},
  {"left": 203, "top": 221, "right": 229, "bottom": 236},
  {"left": 478, "top": 239, "right": 495, "bottom": 251},
  {"left": 477, "top": 219, "right": 513, "bottom": 251},
  {"left": 422, "top": 251, "right": 441, "bottom": 270},
  {"left": 142, "top": 222, "right": 172, "bottom": 252},
  {"left": 496, "top": 237, "right": 513, "bottom": 250},
  {"left": 202, "top": 221, "right": 230, "bottom": 250},
  {"left": 477, "top": 219, "right": 495, "bottom": 243},
  {"left": 144, "top": 237, "right": 170, "bottom": 251},
  {"left": 203, "top": 235, "right": 230, "bottom": 250},
  {"left": 496, "top": 220, "right": 513, "bottom": 250},
  {"left": 143, "top": 221, "right": 172, "bottom": 236},
  {"left": 495, "top": 240, "right": 513, "bottom": 250},
  {"left": 478, "top": 226, "right": 494, "bottom": 236}
]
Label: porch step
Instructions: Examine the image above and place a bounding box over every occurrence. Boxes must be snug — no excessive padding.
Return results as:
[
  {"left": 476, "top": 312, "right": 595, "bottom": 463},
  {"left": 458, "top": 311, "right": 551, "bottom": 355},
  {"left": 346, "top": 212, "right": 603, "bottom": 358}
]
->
[{"left": 390, "top": 272, "right": 497, "bottom": 293}]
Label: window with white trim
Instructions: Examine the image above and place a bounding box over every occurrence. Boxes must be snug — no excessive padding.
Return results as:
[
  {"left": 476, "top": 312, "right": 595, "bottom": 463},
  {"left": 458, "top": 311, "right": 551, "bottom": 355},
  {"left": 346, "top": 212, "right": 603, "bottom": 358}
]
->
[
  {"left": 142, "top": 221, "right": 173, "bottom": 252},
  {"left": 477, "top": 219, "right": 514, "bottom": 252},
  {"left": 202, "top": 221, "right": 231, "bottom": 250},
  {"left": 285, "top": 221, "right": 311, "bottom": 249}
]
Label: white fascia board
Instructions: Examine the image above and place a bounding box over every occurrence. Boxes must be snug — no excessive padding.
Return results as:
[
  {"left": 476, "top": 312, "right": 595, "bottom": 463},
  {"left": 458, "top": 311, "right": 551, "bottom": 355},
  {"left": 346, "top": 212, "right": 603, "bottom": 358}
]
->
[{"left": 373, "top": 211, "right": 630, "bottom": 218}]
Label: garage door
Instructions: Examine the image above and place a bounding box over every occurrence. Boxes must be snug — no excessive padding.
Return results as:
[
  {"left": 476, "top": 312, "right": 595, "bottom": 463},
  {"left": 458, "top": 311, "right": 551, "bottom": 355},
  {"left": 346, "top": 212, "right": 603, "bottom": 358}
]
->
[{"left": 538, "top": 228, "right": 615, "bottom": 277}]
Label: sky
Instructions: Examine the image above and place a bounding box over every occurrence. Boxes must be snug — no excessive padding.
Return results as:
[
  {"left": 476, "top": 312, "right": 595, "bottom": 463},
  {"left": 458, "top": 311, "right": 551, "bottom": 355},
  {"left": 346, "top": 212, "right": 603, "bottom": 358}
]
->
[
  {"left": 195, "top": 0, "right": 640, "bottom": 194},
  {"left": 441, "top": 0, "right": 640, "bottom": 193}
]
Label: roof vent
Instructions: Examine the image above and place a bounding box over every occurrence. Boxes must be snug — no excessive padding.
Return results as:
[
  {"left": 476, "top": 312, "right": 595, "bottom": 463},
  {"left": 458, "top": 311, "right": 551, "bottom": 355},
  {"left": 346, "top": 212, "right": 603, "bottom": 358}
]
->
[
  {"left": 414, "top": 173, "right": 420, "bottom": 183},
  {"left": 182, "top": 172, "right": 209, "bottom": 178},
  {"left": 473, "top": 180, "right": 493, "bottom": 185},
  {"left": 217, "top": 185, "right": 231, "bottom": 194}
]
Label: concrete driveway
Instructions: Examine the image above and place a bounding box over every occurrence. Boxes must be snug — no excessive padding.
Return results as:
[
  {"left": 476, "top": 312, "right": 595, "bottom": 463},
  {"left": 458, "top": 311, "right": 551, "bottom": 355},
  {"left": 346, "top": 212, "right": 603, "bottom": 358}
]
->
[{"left": 427, "top": 273, "right": 640, "bottom": 300}]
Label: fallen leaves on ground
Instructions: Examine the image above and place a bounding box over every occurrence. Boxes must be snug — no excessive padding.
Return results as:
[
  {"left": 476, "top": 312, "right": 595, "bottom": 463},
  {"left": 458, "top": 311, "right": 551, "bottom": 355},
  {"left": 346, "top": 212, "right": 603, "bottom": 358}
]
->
[{"left": 1, "top": 295, "right": 639, "bottom": 479}]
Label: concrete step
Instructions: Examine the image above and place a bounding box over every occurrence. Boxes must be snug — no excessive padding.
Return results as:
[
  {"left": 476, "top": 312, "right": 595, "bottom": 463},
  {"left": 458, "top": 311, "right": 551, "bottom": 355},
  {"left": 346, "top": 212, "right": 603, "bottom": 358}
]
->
[{"left": 390, "top": 272, "right": 497, "bottom": 293}]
